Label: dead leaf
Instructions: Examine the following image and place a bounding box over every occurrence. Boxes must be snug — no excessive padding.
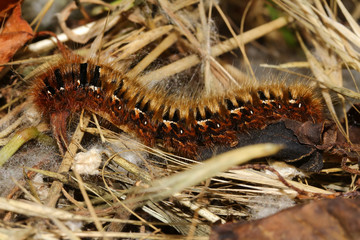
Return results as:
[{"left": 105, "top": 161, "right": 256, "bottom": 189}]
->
[
  {"left": 57, "top": 0, "right": 117, "bottom": 44},
  {"left": 0, "top": 0, "right": 21, "bottom": 19},
  {"left": 197, "top": 121, "right": 324, "bottom": 172},
  {"left": 283, "top": 119, "right": 323, "bottom": 146},
  {"left": 0, "top": 3, "right": 33, "bottom": 72},
  {"left": 210, "top": 197, "right": 360, "bottom": 240}
]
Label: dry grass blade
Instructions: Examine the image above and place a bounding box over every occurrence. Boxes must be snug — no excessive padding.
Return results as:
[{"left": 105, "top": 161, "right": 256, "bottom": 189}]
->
[
  {"left": 114, "top": 25, "right": 174, "bottom": 60},
  {"left": 219, "top": 169, "right": 332, "bottom": 195},
  {"left": 0, "top": 197, "right": 79, "bottom": 220},
  {"left": 125, "top": 144, "right": 281, "bottom": 203},
  {"left": 110, "top": 155, "right": 152, "bottom": 183},
  {"left": 138, "top": 17, "right": 289, "bottom": 83},
  {"left": 30, "top": 0, "right": 54, "bottom": 33},
  {"left": 73, "top": 170, "right": 105, "bottom": 237},
  {"left": 273, "top": 0, "right": 360, "bottom": 74},
  {"left": 126, "top": 32, "right": 178, "bottom": 79}
]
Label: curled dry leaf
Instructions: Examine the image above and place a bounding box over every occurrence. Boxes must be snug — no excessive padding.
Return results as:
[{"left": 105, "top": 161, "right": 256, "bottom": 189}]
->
[
  {"left": 330, "top": 104, "right": 360, "bottom": 162},
  {"left": 198, "top": 121, "right": 324, "bottom": 172},
  {"left": 0, "top": 3, "right": 33, "bottom": 72},
  {"left": 210, "top": 197, "right": 360, "bottom": 240},
  {"left": 0, "top": 0, "right": 20, "bottom": 18},
  {"left": 283, "top": 110, "right": 360, "bottom": 168},
  {"left": 57, "top": 0, "right": 119, "bottom": 44}
]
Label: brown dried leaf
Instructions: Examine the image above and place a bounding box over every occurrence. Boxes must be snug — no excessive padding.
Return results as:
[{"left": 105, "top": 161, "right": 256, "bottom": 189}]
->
[
  {"left": 283, "top": 119, "right": 360, "bottom": 162},
  {"left": 283, "top": 119, "right": 323, "bottom": 145},
  {"left": 210, "top": 198, "right": 360, "bottom": 240},
  {"left": 57, "top": 0, "right": 117, "bottom": 44},
  {"left": 0, "top": 3, "right": 33, "bottom": 72},
  {"left": 326, "top": 104, "right": 360, "bottom": 162},
  {"left": 0, "top": 0, "right": 21, "bottom": 19}
]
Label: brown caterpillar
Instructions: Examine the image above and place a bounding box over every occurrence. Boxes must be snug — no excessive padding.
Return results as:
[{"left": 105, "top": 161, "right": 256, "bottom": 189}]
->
[{"left": 31, "top": 56, "right": 324, "bottom": 170}]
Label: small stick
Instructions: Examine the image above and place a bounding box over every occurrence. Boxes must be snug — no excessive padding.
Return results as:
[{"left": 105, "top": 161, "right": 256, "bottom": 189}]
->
[
  {"left": 126, "top": 32, "right": 178, "bottom": 79},
  {"left": 341, "top": 157, "right": 360, "bottom": 175},
  {"left": 138, "top": 17, "right": 289, "bottom": 84},
  {"left": 45, "top": 114, "right": 90, "bottom": 208},
  {"left": 234, "top": 164, "right": 348, "bottom": 199}
]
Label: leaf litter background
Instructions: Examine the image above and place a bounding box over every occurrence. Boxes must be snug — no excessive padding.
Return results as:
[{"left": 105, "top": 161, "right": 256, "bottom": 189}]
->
[{"left": 0, "top": 0, "right": 360, "bottom": 239}]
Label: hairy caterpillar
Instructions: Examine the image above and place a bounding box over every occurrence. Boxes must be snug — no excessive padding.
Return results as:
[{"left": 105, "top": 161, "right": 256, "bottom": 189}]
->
[{"left": 31, "top": 55, "right": 324, "bottom": 170}]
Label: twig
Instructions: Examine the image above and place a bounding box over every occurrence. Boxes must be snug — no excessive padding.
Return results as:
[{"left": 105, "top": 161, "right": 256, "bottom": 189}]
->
[
  {"left": 138, "top": 17, "right": 289, "bottom": 83},
  {"left": 45, "top": 115, "right": 90, "bottom": 208}
]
